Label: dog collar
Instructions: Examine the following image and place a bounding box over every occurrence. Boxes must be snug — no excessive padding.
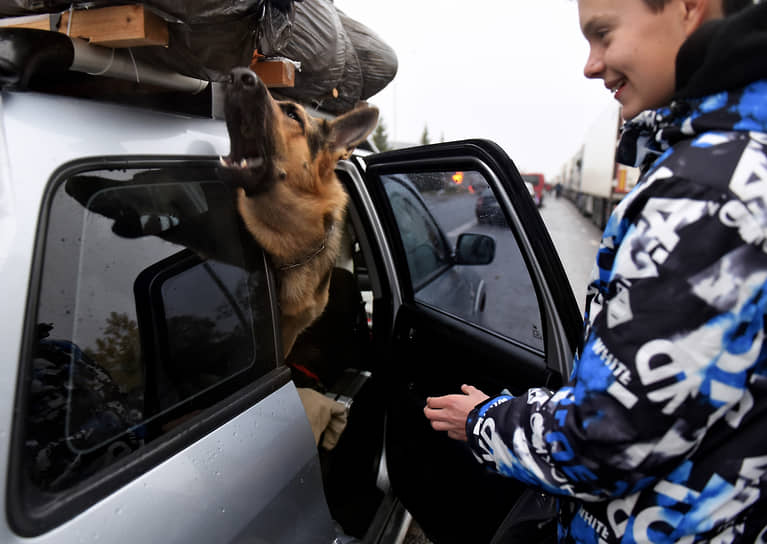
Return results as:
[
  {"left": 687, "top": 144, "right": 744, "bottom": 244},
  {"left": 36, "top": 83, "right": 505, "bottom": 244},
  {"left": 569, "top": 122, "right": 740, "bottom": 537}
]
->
[{"left": 278, "top": 223, "right": 335, "bottom": 271}]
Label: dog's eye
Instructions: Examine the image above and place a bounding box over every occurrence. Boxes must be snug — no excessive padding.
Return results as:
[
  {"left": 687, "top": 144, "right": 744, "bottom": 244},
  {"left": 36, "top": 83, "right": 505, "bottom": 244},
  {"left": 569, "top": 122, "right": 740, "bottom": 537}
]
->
[{"left": 280, "top": 105, "right": 304, "bottom": 127}]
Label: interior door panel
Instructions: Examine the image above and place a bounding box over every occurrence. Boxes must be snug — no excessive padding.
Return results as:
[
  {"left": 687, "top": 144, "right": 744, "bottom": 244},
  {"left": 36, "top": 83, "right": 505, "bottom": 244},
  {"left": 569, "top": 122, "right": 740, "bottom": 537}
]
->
[{"left": 384, "top": 305, "right": 554, "bottom": 544}]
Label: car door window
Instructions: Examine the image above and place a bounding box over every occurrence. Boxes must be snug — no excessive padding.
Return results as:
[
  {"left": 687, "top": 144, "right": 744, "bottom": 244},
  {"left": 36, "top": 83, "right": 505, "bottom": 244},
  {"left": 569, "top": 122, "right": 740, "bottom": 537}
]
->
[
  {"left": 18, "top": 164, "right": 277, "bottom": 514},
  {"left": 384, "top": 176, "right": 450, "bottom": 288},
  {"left": 381, "top": 170, "right": 544, "bottom": 351}
]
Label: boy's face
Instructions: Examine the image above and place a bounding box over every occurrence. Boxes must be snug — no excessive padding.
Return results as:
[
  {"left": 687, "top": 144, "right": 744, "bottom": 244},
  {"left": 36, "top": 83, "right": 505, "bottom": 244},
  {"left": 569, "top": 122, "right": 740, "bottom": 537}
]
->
[{"left": 579, "top": 0, "right": 696, "bottom": 120}]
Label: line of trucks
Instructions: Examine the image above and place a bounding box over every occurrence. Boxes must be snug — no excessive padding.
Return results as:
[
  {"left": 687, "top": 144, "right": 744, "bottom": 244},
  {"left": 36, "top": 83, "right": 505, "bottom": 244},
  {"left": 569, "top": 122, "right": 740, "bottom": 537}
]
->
[{"left": 556, "top": 101, "right": 640, "bottom": 230}]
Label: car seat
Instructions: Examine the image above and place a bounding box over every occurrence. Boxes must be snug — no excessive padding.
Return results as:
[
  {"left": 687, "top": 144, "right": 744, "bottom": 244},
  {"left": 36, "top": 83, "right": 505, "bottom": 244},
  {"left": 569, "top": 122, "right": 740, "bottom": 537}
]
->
[{"left": 286, "top": 266, "right": 371, "bottom": 393}]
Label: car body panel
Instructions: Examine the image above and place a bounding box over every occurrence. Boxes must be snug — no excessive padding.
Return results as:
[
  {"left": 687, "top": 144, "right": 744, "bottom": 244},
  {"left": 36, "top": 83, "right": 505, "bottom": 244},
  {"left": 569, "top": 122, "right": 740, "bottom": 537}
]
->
[
  {"left": 1, "top": 383, "right": 335, "bottom": 544},
  {"left": 0, "top": 92, "right": 337, "bottom": 543}
]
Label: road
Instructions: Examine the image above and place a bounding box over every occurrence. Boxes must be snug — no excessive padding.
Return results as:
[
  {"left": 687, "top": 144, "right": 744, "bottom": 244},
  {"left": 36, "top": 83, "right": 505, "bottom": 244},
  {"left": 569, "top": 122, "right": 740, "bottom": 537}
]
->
[
  {"left": 423, "top": 189, "right": 602, "bottom": 321},
  {"left": 537, "top": 193, "right": 603, "bottom": 315}
]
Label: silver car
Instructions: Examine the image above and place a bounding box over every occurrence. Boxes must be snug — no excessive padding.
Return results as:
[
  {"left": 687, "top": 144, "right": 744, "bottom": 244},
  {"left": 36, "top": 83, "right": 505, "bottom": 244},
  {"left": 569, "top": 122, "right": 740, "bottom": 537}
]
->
[{"left": 0, "top": 29, "right": 580, "bottom": 544}]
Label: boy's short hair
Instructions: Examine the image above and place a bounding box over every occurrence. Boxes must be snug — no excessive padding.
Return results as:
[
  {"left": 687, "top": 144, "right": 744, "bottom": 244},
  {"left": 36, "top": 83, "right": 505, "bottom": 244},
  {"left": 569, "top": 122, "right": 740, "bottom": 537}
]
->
[{"left": 642, "top": 0, "right": 754, "bottom": 14}]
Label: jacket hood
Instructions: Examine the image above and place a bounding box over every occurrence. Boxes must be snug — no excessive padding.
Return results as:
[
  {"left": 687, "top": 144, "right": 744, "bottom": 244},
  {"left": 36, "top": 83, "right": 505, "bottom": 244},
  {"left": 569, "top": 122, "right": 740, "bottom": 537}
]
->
[
  {"left": 675, "top": 2, "right": 767, "bottom": 100},
  {"left": 617, "top": 78, "right": 767, "bottom": 169}
]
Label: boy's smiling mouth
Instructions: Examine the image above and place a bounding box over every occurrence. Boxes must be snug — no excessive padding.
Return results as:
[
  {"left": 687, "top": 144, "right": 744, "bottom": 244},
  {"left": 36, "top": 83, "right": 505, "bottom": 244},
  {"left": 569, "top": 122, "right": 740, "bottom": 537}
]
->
[{"left": 606, "top": 79, "right": 626, "bottom": 99}]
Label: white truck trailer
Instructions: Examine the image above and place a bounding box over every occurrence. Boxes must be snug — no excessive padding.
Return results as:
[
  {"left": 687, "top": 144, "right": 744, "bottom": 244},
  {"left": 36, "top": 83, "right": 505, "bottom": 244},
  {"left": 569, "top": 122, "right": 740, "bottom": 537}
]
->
[{"left": 562, "top": 102, "right": 640, "bottom": 229}]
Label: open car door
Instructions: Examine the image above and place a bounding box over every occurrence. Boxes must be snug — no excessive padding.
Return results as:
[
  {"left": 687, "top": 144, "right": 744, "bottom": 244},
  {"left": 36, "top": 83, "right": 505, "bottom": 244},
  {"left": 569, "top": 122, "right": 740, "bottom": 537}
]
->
[{"left": 363, "top": 140, "right": 584, "bottom": 543}]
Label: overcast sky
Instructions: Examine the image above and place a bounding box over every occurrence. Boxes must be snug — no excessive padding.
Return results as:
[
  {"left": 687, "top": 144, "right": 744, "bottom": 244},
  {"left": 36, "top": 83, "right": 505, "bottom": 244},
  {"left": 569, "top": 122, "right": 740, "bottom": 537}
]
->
[{"left": 333, "top": 0, "right": 617, "bottom": 180}]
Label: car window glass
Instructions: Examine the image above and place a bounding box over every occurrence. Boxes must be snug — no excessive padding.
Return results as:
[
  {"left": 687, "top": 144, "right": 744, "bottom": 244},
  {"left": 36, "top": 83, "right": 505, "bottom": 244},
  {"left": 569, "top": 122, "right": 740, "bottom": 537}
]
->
[
  {"left": 24, "top": 166, "right": 276, "bottom": 502},
  {"left": 381, "top": 171, "right": 543, "bottom": 351},
  {"left": 384, "top": 177, "right": 450, "bottom": 288}
]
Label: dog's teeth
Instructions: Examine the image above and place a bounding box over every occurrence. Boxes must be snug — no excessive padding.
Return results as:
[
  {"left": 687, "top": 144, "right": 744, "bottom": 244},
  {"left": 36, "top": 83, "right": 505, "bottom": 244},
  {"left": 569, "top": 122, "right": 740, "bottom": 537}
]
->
[
  {"left": 219, "top": 156, "right": 227, "bottom": 166},
  {"left": 240, "top": 159, "right": 248, "bottom": 168}
]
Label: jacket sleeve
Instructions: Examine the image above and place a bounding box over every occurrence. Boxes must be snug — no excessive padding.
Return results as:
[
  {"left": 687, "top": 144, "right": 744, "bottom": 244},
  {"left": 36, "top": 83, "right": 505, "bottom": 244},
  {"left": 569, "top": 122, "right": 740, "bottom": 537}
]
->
[{"left": 465, "top": 160, "right": 767, "bottom": 501}]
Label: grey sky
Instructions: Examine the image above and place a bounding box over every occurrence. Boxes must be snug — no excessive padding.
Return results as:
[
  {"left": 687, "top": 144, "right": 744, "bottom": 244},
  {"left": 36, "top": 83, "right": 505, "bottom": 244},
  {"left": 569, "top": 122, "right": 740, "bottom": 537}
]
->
[{"left": 333, "top": 0, "right": 617, "bottom": 180}]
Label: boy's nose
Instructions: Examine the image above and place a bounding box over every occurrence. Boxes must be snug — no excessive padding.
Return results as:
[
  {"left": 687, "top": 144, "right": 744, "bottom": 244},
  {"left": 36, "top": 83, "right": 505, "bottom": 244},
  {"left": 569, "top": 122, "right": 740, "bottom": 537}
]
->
[{"left": 583, "top": 51, "right": 604, "bottom": 79}]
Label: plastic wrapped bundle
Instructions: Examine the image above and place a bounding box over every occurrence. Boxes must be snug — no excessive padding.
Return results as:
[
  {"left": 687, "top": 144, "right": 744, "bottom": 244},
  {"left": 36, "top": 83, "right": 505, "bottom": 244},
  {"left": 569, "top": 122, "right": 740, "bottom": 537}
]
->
[
  {"left": 337, "top": 9, "right": 397, "bottom": 101},
  {"left": 259, "top": 1, "right": 296, "bottom": 52},
  {"left": 259, "top": 0, "right": 346, "bottom": 100},
  {"left": 259, "top": 0, "right": 397, "bottom": 112},
  {"left": 133, "top": 16, "right": 261, "bottom": 82},
  {"left": 0, "top": 0, "right": 290, "bottom": 81},
  {"left": 0, "top": 0, "right": 397, "bottom": 110},
  {"left": 303, "top": 22, "right": 362, "bottom": 113}
]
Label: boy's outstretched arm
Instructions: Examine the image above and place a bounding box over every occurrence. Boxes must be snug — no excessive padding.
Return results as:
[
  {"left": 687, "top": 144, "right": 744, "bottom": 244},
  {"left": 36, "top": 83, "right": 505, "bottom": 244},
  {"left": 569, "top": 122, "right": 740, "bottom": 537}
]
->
[{"left": 423, "top": 165, "right": 767, "bottom": 502}]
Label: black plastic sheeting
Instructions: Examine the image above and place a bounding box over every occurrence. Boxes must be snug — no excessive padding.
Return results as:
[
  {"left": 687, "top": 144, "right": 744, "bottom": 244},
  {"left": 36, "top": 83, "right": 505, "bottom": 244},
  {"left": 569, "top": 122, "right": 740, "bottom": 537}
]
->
[
  {"left": 0, "top": 0, "right": 397, "bottom": 113},
  {"left": 0, "top": 0, "right": 288, "bottom": 22}
]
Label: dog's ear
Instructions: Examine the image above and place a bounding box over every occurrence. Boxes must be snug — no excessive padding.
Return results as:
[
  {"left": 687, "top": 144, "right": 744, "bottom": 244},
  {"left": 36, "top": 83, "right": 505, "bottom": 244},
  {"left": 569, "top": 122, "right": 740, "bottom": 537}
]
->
[{"left": 328, "top": 106, "right": 379, "bottom": 159}]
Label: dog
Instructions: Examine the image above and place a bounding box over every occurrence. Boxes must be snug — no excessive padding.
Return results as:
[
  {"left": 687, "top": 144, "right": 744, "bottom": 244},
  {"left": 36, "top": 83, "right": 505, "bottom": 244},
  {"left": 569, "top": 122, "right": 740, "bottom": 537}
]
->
[
  {"left": 65, "top": 67, "right": 378, "bottom": 359},
  {"left": 217, "top": 67, "right": 378, "bottom": 356}
]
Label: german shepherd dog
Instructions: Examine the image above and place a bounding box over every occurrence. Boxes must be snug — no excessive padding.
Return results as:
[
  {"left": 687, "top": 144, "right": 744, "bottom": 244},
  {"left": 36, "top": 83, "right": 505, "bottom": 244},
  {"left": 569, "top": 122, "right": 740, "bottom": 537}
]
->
[
  {"left": 65, "top": 67, "right": 378, "bottom": 359},
  {"left": 218, "top": 68, "right": 378, "bottom": 356}
]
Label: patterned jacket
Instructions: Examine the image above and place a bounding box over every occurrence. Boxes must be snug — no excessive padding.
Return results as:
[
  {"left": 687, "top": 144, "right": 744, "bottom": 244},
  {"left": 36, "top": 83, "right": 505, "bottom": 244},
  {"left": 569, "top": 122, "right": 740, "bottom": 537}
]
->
[{"left": 466, "top": 5, "right": 767, "bottom": 542}]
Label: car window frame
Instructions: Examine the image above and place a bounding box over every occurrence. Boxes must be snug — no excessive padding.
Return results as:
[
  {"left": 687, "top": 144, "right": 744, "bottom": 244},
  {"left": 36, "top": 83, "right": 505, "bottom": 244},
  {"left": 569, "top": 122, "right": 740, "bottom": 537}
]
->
[{"left": 7, "top": 156, "right": 290, "bottom": 537}]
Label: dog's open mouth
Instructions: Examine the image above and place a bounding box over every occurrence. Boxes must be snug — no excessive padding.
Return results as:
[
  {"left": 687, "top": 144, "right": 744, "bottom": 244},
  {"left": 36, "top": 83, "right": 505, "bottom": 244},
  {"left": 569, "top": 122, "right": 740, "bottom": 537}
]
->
[
  {"left": 218, "top": 156, "right": 265, "bottom": 170},
  {"left": 217, "top": 153, "right": 274, "bottom": 195}
]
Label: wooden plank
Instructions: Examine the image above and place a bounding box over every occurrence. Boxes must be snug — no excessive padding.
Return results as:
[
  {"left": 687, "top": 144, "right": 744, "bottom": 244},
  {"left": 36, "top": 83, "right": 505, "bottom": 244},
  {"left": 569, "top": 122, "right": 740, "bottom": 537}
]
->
[
  {"left": 250, "top": 57, "right": 296, "bottom": 88},
  {"left": 0, "top": 14, "right": 51, "bottom": 31},
  {"left": 0, "top": 5, "right": 169, "bottom": 47},
  {"left": 60, "top": 5, "right": 168, "bottom": 47}
]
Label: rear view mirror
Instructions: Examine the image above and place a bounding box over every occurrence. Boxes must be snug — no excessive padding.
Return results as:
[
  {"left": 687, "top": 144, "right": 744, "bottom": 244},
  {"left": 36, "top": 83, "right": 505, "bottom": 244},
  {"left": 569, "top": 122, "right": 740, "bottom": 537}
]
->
[{"left": 454, "top": 233, "right": 495, "bottom": 265}]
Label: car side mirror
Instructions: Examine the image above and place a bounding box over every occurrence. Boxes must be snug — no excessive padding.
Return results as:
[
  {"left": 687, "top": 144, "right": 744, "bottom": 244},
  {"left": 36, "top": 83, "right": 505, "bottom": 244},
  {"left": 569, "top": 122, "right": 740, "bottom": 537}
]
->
[{"left": 454, "top": 233, "right": 495, "bottom": 265}]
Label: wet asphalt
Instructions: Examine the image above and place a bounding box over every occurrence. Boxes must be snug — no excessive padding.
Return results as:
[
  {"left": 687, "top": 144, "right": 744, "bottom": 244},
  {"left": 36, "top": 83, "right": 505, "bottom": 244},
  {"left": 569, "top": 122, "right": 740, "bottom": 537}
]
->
[{"left": 538, "top": 193, "right": 603, "bottom": 316}]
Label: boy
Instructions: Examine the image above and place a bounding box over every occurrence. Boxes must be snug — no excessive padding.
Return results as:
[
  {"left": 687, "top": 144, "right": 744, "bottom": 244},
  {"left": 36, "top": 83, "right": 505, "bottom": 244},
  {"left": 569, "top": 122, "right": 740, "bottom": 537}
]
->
[{"left": 425, "top": 0, "right": 767, "bottom": 541}]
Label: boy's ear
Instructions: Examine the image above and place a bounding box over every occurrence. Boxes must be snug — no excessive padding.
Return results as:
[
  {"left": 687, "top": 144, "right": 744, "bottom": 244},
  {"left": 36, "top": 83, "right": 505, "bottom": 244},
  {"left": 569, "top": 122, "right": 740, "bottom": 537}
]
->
[
  {"left": 681, "top": 0, "right": 716, "bottom": 34},
  {"left": 328, "top": 106, "right": 380, "bottom": 159}
]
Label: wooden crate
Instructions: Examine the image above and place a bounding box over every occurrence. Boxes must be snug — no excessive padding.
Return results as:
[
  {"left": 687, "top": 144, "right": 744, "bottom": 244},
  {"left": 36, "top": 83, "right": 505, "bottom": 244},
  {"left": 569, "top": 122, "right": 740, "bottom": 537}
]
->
[
  {"left": 2, "top": 5, "right": 168, "bottom": 47},
  {"left": 250, "top": 58, "right": 296, "bottom": 88}
]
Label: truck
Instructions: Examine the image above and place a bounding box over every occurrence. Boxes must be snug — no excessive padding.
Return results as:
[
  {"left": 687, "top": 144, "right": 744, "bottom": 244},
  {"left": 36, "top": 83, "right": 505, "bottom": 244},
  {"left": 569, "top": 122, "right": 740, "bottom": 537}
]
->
[
  {"left": 561, "top": 101, "right": 640, "bottom": 230},
  {"left": 520, "top": 172, "right": 546, "bottom": 208}
]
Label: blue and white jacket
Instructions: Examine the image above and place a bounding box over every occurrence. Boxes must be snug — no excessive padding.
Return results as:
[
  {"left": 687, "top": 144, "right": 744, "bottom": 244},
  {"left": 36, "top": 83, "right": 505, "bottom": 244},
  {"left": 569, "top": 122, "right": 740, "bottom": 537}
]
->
[{"left": 466, "top": 5, "right": 767, "bottom": 542}]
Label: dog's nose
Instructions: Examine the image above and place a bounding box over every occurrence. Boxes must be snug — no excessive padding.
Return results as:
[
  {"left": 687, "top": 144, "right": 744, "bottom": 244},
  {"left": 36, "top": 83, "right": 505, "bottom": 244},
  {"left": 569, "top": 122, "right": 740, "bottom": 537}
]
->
[
  {"left": 239, "top": 72, "right": 256, "bottom": 87},
  {"left": 228, "top": 68, "right": 259, "bottom": 88}
]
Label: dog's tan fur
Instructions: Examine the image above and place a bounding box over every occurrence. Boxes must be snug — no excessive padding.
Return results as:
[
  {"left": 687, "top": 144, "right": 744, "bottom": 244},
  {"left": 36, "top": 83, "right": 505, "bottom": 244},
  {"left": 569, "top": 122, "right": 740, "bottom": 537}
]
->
[{"left": 221, "top": 68, "right": 378, "bottom": 356}]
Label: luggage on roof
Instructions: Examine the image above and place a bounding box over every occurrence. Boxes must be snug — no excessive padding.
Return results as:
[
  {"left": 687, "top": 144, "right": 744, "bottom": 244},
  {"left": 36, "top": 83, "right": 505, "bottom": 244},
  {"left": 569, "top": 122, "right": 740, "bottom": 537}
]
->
[{"left": 0, "top": 0, "right": 397, "bottom": 114}]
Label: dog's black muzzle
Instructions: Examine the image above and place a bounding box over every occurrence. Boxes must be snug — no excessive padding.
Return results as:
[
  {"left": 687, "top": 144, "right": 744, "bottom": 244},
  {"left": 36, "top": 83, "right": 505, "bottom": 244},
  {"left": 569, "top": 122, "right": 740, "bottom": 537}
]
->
[{"left": 220, "top": 67, "right": 277, "bottom": 195}]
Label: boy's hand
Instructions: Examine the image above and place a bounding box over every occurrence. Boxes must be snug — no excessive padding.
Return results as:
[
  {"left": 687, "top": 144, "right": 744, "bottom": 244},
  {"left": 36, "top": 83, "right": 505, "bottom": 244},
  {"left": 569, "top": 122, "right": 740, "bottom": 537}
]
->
[{"left": 424, "top": 384, "right": 489, "bottom": 441}]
